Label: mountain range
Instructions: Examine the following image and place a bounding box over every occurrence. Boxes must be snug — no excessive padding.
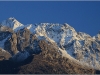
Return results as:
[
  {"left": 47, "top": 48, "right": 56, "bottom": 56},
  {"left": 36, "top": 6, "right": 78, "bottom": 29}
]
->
[{"left": 0, "top": 17, "right": 100, "bottom": 74}]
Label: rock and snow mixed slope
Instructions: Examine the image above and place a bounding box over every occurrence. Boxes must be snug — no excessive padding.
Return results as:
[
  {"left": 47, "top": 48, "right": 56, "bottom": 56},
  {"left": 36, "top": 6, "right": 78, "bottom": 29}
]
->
[
  {"left": 1, "top": 17, "right": 24, "bottom": 31},
  {"left": 0, "top": 17, "right": 100, "bottom": 70}
]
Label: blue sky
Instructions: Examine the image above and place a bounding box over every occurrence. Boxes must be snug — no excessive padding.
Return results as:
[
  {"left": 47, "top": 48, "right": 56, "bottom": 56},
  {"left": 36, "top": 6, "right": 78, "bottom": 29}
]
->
[{"left": 0, "top": 1, "right": 100, "bottom": 36}]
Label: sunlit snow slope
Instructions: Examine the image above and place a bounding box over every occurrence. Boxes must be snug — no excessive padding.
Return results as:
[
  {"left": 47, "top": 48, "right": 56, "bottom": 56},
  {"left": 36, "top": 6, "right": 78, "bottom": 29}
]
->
[{"left": 0, "top": 17, "right": 100, "bottom": 70}]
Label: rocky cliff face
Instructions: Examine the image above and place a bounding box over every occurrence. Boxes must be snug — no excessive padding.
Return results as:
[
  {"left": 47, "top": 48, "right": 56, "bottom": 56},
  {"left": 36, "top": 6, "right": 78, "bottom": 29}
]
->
[
  {"left": 0, "top": 48, "right": 11, "bottom": 61},
  {"left": 17, "top": 40, "right": 95, "bottom": 74},
  {"left": 3, "top": 27, "right": 42, "bottom": 62},
  {"left": 0, "top": 39, "right": 96, "bottom": 74},
  {"left": 0, "top": 17, "right": 100, "bottom": 74}
]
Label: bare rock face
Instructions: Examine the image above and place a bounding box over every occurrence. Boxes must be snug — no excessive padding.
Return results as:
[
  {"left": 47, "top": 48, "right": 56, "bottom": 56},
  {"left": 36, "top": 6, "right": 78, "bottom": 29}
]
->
[
  {"left": 4, "top": 27, "right": 41, "bottom": 56},
  {"left": 11, "top": 33, "right": 18, "bottom": 54},
  {"left": 0, "top": 17, "right": 100, "bottom": 74},
  {"left": 0, "top": 48, "right": 11, "bottom": 61},
  {"left": 16, "top": 28, "right": 31, "bottom": 51},
  {"left": 17, "top": 40, "right": 95, "bottom": 74},
  {"left": 0, "top": 25, "right": 14, "bottom": 33},
  {"left": 4, "top": 28, "right": 30, "bottom": 54},
  {"left": 0, "top": 41, "right": 96, "bottom": 74},
  {"left": 4, "top": 33, "right": 18, "bottom": 55}
]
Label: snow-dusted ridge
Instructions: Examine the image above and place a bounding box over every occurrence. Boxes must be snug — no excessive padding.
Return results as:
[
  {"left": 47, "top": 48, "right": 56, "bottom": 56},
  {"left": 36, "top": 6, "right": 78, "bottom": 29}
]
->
[
  {"left": 1, "top": 17, "right": 24, "bottom": 32},
  {"left": 0, "top": 17, "right": 100, "bottom": 70}
]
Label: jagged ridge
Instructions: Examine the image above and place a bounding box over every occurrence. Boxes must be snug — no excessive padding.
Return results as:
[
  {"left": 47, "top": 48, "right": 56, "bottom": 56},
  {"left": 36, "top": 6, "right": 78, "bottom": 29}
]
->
[{"left": 0, "top": 17, "right": 100, "bottom": 70}]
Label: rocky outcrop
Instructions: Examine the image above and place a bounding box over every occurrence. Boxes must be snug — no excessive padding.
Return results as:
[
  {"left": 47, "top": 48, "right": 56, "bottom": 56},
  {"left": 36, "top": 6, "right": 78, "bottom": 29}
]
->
[
  {"left": 18, "top": 40, "right": 95, "bottom": 74},
  {"left": 4, "top": 33, "right": 18, "bottom": 55},
  {"left": 0, "top": 17, "right": 100, "bottom": 74},
  {"left": 4, "top": 28, "right": 41, "bottom": 56},
  {"left": 0, "top": 48, "right": 11, "bottom": 61}
]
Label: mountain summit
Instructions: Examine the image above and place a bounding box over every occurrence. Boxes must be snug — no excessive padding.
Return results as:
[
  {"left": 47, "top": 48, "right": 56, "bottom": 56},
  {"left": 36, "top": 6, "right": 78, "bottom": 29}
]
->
[
  {"left": 1, "top": 17, "right": 24, "bottom": 31},
  {"left": 0, "top": 17, "right": 100, "bottom": 74}
]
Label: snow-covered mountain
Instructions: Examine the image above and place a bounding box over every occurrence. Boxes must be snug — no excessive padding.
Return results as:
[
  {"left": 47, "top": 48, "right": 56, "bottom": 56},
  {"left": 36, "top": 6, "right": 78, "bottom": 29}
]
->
[
  {"left": 0, "top": 17, "right": 100, "bottom": 70},
  {"left": 1, "top": 17, "right": 24, "bottom": 31}
]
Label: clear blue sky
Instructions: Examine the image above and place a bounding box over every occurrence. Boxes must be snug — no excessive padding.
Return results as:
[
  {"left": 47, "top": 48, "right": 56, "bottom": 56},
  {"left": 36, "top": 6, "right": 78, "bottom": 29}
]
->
[{"left": 0, "top": 1, "right": 100, "bottom": 36}]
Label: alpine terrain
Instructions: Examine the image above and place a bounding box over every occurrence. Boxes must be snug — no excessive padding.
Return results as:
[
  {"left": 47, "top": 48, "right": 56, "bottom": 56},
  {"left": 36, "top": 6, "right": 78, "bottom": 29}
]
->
[{"left": 0, "top": 17, "right": 100, "bottom": 74}]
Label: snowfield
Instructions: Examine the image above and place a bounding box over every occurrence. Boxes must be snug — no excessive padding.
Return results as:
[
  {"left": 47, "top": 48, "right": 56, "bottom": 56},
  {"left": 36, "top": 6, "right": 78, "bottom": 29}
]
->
[{"left": 0, "top": 17, "right": 100, "bottom": 70}]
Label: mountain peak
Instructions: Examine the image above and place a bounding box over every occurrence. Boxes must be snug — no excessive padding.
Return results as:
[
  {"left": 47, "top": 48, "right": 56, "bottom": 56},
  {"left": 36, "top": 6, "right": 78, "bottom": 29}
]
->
[
  {"left": 7, "top": 17, "right": 18, "bottom": 22},
  {"left": 8, "top": 17, "right": 15, "bottom": 20},
  {"left": 7, "top": 17, "right": 20, "bottom": 24},
  {"left": 1, "top": 17, "right": 24, "bottom": 31},
  {"left": 0, "top": 17, "right": 100, "bottom": 71}
]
